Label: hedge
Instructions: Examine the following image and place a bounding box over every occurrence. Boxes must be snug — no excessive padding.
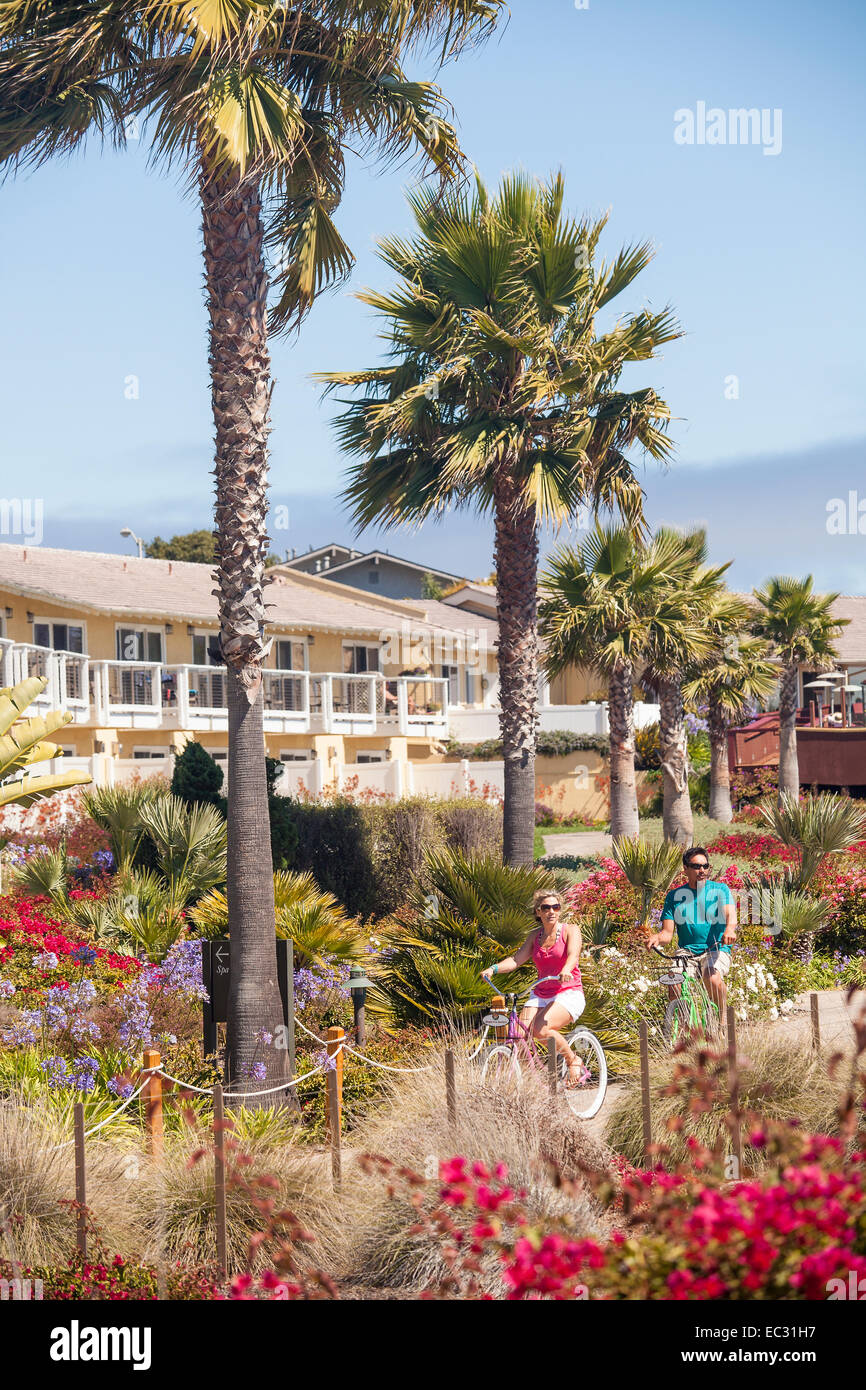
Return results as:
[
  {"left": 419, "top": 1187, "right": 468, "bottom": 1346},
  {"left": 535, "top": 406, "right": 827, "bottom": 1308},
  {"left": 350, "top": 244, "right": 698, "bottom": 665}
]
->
[
  {"left": 445, "top": 729, "right": 610, "bottom": 760},
  {"left": 284, "top": 795, "right": 502, "bottom": 919}
]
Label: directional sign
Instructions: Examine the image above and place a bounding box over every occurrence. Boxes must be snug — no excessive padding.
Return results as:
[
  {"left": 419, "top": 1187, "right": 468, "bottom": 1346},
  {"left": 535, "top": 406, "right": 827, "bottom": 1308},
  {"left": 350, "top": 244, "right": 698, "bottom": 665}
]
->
[{"left": 201, "top": 938, "right": 295, "bottom": 1072}]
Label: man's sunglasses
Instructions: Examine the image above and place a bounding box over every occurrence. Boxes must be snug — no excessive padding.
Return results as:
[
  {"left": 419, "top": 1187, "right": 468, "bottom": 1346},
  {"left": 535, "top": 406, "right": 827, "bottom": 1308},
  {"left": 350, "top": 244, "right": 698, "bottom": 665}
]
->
[{"left": 686, "top": 862, "right": 710, "bottom": 872}]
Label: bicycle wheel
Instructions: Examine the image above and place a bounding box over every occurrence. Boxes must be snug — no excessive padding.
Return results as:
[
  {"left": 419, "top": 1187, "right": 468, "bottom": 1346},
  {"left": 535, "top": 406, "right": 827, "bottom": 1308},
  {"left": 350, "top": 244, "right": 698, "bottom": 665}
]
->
[
  {"left": 480, "top": 1045, "right": 521, "bottom": 1090},
  {"left": 561, "top": 1030, "right": 607, "bottom": 1120},
  {"left": 663, "top": 996, "right": 695, "bottom": 1046}
]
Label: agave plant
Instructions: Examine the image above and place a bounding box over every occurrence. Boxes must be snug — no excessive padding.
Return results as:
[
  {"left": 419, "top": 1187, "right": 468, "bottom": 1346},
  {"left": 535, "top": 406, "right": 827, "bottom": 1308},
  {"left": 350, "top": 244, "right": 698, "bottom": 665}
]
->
[
  {"left": 191, "top": 870, "right": 360, "bottom": 969},
  {"left": 610, "top": 836, "right": 684, "bottom": 933},
  {"left": 80, "top": 783, "right": 165, "bottom": 875},
  {"left": 757, "top": 792, "right": 866, "bottom": 890},
  {"left": 0, "top": 676, "right": 90, "bottom": 808}
]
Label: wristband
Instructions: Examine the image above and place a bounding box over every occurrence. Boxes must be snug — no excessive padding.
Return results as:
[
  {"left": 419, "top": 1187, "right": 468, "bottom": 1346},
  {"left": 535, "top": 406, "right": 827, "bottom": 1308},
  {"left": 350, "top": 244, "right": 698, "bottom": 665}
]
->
[{"left": 490, "top": 964, "right": 499, "bottom": 977}]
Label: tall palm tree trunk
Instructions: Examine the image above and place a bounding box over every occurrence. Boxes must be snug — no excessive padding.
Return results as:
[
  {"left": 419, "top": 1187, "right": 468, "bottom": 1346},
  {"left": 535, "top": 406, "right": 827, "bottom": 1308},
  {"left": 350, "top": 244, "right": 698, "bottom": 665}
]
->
[
  {"left": 608, "top": 659, "right": 639, "bottom": 837},
  {"left": 777, "top": 663, "right": 800, "bottom": 801},
  {"left": 707, "top": 692, "right": 733, "bottom": 823},
  {"left": 201, "top": 159, "right": 288, "bottom": 1096},
  {"left": 658, "top": 676, "right": 693, "bottom": 846},
  {"left": 493, "top": 473, "right": 538, "bottom": 866}
]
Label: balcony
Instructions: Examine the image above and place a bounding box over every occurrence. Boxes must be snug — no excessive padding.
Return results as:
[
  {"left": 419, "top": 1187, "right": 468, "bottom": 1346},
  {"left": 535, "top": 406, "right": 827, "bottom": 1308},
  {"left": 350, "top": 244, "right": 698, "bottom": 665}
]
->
[{"left": 1, "top": 638, "right": 90, "bottom": 724}]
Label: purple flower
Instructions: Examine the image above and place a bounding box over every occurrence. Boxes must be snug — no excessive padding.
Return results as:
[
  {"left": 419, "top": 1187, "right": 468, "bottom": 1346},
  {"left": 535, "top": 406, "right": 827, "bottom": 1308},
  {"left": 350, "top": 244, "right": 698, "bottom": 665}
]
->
[
  {"left": 3, "top": 1020, "right": 37, "bottom": 1046},
  {"left": 246, "top": 1061, "right": 268, "bottom": 1082},
  {"left": 107, "top": 1077, "right": 135, "bottom": 1100},
  {"left": 0, "top": 978, "right": 15, "bottom": 1000},
  {"left": 71, "top": 946, "right": 98, "bottom": 967},
  {"left": 40, "top": 1056, "right": 71, "bottom": 1090},
  {"left": 32, "top": 951, "right": 59, "bottom": 971},
  {"left": 256, "top": 1029, "right": 273, "bottom": 1046}
]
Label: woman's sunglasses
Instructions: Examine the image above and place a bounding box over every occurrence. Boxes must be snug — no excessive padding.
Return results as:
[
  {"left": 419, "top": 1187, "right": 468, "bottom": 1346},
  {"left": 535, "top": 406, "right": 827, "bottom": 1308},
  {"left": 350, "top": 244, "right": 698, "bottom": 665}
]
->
[{"left": 539, "top": 902, "right": 561, "bottom": 911}]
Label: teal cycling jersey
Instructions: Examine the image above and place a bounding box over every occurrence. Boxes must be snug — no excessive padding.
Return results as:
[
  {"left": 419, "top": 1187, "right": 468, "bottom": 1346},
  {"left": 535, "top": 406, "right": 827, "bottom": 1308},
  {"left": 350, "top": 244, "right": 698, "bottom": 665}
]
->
[{"left": 660, "top": 880, "right": 734, "bottom": 953}]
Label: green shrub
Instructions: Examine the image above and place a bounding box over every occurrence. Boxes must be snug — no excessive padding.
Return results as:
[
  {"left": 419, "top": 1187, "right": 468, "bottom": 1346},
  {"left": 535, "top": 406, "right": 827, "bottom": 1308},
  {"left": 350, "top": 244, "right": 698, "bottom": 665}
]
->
[
  {"left": 535, "top": 854, "right": 599, "bottom": 872},
  {"left": 280, "top": 796, "right": 503, "bottom": 919},
  {"left": 444, "top": 729, "right": 609, "bottom": 760},
  {"left": 171, "top": 740, "right": 224, "bottom": 806}
]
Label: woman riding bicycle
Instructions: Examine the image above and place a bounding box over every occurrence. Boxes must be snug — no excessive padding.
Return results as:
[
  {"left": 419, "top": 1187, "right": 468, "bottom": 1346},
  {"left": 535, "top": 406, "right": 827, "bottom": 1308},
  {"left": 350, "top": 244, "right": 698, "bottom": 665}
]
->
[{"left": 480, "top": 890, "right": 586, "bottom": 1088}]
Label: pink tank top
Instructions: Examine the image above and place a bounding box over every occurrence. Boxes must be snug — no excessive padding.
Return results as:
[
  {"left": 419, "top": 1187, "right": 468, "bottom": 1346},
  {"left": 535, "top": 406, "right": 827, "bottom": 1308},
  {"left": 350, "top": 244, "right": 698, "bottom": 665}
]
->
[{"left": 532, "top": 924, "right": 582, "bottom": 999}]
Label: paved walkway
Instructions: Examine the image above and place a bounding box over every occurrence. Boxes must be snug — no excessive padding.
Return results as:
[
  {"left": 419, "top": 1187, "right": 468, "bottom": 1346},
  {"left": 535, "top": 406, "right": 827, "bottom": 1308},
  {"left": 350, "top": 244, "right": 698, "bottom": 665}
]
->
[{"left": 542, "top": 831, "right": 612, "bottom": 857}]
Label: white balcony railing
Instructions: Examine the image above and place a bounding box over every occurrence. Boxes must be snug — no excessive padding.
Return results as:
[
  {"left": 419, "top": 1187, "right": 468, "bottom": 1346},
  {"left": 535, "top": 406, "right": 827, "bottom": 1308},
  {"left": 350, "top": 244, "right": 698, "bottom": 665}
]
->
[
  {"left": 0, "top": 638, "right": 91, "bottom": 724},
  {"left": 91, "top": 660, "right": 164, "bottom": 728},
  {"left": 1, "top": 643, "right": 454, "bottom": 737}
]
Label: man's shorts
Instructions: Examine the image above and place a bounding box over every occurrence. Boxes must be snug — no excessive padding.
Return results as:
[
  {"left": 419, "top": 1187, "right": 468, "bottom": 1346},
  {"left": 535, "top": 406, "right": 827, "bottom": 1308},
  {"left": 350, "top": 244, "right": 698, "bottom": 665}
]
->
[{"left": 701, "top": 948, "right": 731, "bottom": 979}]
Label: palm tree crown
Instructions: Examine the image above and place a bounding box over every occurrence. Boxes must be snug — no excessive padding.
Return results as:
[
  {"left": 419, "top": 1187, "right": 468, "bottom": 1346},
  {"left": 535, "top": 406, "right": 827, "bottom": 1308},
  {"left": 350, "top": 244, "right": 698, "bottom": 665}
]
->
[{"left": 319, "top": 171, "right": 682, "bottom": 862}]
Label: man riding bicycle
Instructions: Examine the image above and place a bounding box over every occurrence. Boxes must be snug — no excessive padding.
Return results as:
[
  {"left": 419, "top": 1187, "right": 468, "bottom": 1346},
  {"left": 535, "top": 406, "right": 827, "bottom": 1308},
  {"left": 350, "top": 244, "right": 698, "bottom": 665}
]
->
[{"left": 647, "top": 846, "right": 737, "bottom": 1016}]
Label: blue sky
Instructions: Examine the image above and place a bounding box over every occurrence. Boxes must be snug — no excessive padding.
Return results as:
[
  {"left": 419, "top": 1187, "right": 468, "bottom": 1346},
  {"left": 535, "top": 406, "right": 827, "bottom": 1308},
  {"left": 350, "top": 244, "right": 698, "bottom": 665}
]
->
[{"left": 1, "top": 0, "right": 864, "bottom": 591}]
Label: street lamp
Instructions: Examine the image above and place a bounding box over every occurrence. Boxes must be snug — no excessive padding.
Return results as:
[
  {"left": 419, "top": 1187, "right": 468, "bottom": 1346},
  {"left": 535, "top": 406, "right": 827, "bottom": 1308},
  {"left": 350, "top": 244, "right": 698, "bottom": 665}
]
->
[
  {"left": 120, "top": 527, "right": 144, "bottom": 559},
  {"left": 347, "top": 965, "right": 373, "bottom": 1047}
]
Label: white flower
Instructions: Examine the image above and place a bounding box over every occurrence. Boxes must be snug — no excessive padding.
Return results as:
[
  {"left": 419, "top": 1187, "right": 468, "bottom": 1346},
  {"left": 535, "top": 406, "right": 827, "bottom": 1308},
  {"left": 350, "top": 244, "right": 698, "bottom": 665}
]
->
[
  {"left": 746, "top": 977, "right": 758, "bottom": 991},
  {"left": 780, "top": 999, "right": 794, "bottom": 1014},
  {"left": 769, "top": 1008, "right": 779, "bottom": 1020}
]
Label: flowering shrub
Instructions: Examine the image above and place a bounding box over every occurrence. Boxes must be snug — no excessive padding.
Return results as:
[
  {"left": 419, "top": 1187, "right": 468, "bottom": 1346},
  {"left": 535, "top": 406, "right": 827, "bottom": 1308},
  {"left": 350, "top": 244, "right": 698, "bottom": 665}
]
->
[
  {"left": 373, "top": 1032, "right": 866, "bottom": 1299},
  {"left": 731, "top": 764, "right": 778, "bottom": 807},
  {"left": 1, "top": 930, "right": 207, "bottom": 1079},
  {"left": 587, "top": 940, "right": 788, "bottom": 1033},
  {"left": 563, "top": 858, "right": 638, "bottom": 931},
  {"left": 706, "top": 831, "right": 798, "bottom": 864}
]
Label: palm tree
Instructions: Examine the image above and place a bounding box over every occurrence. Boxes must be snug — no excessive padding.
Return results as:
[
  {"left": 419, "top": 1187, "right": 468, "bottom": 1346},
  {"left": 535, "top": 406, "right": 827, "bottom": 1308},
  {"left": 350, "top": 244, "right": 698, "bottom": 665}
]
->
[
  {"left": 1, "top": 0, "right": 503, "bottom": 1089},
  {"left": 682, "top": 594, "right": 777, "bottom": 823},
  {"left": 540, "top": 525, "right": 692, "bottom": 837},
  {"left": 637, "top": 529, "right": 725, "bottom": 845},
  {"left": 319, "top": 173, "right": 681, "bottom": 864},
  {"left": 751, "top": 577, "right": 847, "bottom": 800}
]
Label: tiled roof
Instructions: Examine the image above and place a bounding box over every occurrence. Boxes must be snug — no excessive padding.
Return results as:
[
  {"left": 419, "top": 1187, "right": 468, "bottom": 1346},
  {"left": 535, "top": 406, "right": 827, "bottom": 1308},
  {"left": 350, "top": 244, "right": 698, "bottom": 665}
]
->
[{"left": 0, "top": 544, "right": 491, "bottom": 642}]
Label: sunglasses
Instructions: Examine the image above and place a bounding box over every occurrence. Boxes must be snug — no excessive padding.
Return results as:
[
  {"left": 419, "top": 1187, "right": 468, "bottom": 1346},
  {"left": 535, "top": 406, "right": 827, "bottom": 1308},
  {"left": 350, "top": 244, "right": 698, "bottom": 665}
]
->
[
  {"left": 687, "top": 862, "right": 710, "bottom": 872},
  {"left": 539, "top": 902, "right": 562, "bottom": 912}
]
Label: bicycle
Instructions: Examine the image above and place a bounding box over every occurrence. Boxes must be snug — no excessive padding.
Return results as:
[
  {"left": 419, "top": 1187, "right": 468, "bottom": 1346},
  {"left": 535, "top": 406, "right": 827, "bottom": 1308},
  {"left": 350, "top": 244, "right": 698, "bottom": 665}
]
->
[
  {"left": 650, "top": 946, "right": 721, "bottom": 1045},
  {"left": 478, "top": 976, "right": 608, "bottom": 1120}
]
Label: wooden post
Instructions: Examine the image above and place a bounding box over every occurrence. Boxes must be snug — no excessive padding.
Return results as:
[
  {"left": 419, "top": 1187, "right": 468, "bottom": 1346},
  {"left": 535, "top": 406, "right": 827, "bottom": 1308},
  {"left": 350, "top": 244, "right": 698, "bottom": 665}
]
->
[
  {"left": 142, "top": 1048, "right": 163, "bottom": 1161},
  {"left": 639, "top": 1022, "right": 652, "bottom": 1164},
  {"left": 73, "top": 1101, "right": 87, "bottom": 1258},
  {"left": 325, "top": 1027, "right": 344, "bottom": 1137},
  {"left": 492, "top": 993, "right": 507, "bottom": 1043},
  {"left": 726, "top": 1007, "right": 742, "bottom": 1178},
  {"left": 213, "top": 1082, "right": 228, "bottom": 1277},
  {"left": 547, "top": 1039, "right": 558, "bottom": 1096},
  {"left": 810, "top": 992, "right": 821, "bottom": 1051},
  {"left": 327, "top": 1069, "right": 342, "bottom": 1192},
  {"left": 445, "top": 1048, "right": 457, "bottom": 1127}
]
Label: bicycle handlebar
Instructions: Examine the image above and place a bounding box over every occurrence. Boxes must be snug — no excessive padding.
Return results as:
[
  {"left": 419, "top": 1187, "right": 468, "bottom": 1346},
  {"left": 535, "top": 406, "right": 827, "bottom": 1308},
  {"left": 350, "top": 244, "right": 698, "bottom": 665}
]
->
[
  {"left": 484, "top": 974, "right": 571, "bottom": 1003},
  {"left": 650, "top": 945, "right": 709, "bottom": 962}
]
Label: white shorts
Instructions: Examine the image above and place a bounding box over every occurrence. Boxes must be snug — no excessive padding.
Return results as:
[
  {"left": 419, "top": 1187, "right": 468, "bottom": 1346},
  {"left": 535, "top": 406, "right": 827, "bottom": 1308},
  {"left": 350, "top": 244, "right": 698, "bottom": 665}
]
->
[{"left": 525, "top": 989, "right": 586, "bottom": 1024}]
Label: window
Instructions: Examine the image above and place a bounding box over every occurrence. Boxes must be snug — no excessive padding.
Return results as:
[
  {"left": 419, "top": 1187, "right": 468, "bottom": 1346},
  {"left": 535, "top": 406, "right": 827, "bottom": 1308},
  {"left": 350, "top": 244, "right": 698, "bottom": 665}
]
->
[
  {"left": 275, "top": 640, "right": 306, "bottom": 671},
  {"left": 441, "top": 664, "right": 459, "bottom": 704},
  {"left": 368, "top": 570, "right": 380, "bottom": 585},
  {"left": 356, "top": 751, "right": 385, "bottom": 763},
  {"left": 34, "top": 620, "right": 85, "bottom": 653},
  {"left": 191, "top": 632, "right": 221, "bottom": 666},
  {"left": 464, "top": 669, "right": 475, "bottom": 705},
  {"left": 342, "top": 643, "right": 380, "bottom": 674},
  {"left": 116, "top": 627, "right": 163, "bottom": 662},
  {"left": 280, "top": 749, "right": 312, "bottom": 762},
  {"left": 133, "top": 747, "right": 169, "bottom": 760}
]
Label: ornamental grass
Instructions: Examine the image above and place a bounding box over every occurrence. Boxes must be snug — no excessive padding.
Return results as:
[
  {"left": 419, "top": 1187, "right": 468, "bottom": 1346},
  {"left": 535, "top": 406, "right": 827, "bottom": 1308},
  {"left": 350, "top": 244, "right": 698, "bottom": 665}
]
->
[
  {"left": 604, "top": 1022, "right": 858, "bottom": 1169},
  {"left": 338, "top": 1042, "right": 609, "bottom": 1293}
]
